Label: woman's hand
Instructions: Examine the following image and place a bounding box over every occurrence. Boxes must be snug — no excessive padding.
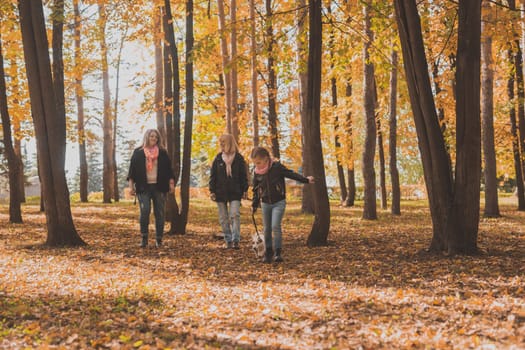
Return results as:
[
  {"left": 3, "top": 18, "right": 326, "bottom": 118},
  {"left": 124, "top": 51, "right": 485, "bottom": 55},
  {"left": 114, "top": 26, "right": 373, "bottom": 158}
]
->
[{"left": 169, "top": 180, "right": 175, "bottom": 193}]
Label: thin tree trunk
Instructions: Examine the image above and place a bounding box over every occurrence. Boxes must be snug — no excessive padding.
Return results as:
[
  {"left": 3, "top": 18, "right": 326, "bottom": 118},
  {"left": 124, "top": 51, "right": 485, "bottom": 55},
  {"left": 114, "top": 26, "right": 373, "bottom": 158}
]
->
[
  {"left": 179, "top": 0, "right": 194, "bottom": 234},
  {"left": 249, "top": 0, "right": 259, "bottom": 146},
  {"left": 344, "top": 82, "right": 356, "bottom": 207},
  {"left": 306, "top": 0, "right": 330, "bottom": 247},
  {"left": 112, "top": 24, "right": 128, "bottom": 203},
  {"left": 297, "top": 0, "right": 314, "bottom": 213},
  {"left": 362, "top": 3, "right": 377, "bottom": 220},
  {"left": 18, "top": 0, "right": 84, "bottom": 246},
  {"left": 154, "top": 6, "right": 165, "bottom": 141},
  {"left": 481, "top": 2, "right": 499, "bottom": 217},
  {"left": 508, "top": 47, "right": 525, "bottom": 210},
  {"left": 389, "top": 50, "right": 400, "bottom": 215},
  {"left": 377, "top": 117, "right": 387, "bottom": 210},
  {"left": 230, "top": 0, "right": 239, "bottom": 142},
  {"left": 98, "top": 3, "right": 113, "bottom": 204},
  {"left": 328, "top": 2, "right": 347, "bottom": 204},
  {"left": 217, "top": 0, "right": 232, "bottom": 132},
  {"left": 266, "top": 0, "right": 280, "bottom": 159},
  {"left": 73, "top": 0, "right": 88, "bottom": 202},
  {"left": 163, "top": 0, "right": 183, "bottom": 233},
  {"left": 0, "top": 32, "right": 23, "bottom": 223}
]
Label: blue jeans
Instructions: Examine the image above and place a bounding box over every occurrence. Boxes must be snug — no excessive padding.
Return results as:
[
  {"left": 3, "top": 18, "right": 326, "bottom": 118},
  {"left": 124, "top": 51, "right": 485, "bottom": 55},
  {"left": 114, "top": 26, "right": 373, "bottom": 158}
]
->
[
  {"left": 261, "top": 199, "right": 286, "bottom": 250},
  {"left": 137, "top": 185, "right": 166, "bottom": 241},
  {"left": 217, "top": 200, "right": 241, "bottom": 243}
]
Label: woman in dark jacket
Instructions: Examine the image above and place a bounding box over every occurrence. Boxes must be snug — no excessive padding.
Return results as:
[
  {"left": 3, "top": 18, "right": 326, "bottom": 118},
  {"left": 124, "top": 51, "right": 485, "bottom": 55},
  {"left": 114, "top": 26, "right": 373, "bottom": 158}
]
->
[
  {"left": 209, "top": 134, "right": 249, "bottom": 249},
  {"left": 251, "top": 146, "right": 314, "bottom": 263},
  {"left": 127, "top": 129, "right": 175, "bottom": 248}
]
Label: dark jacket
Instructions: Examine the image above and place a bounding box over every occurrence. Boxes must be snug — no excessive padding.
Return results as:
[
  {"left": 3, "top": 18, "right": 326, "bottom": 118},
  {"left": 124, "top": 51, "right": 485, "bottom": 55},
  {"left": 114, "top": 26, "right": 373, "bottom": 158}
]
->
[
  {"left": 127, "top": 147, "right": 174, "bottom": 193},
  {"left": 252, "top": 161, "right": 308, "bottom": 208},
  {"left": 209, "top": 152, "right": 249, "bottom": 202}
]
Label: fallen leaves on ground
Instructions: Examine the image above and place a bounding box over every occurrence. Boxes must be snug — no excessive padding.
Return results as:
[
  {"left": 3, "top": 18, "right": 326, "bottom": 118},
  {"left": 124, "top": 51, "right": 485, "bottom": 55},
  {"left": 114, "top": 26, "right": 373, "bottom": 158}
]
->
[{"left": 0, "top": 199, "right": 524, "bottom": 349}]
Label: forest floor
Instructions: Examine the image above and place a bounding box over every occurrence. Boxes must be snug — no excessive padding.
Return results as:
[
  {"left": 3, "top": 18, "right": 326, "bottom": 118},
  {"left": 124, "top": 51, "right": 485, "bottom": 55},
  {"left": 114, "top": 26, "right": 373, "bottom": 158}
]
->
[{"left": 0, "top": 198, "right": 524, "bottom": 349}]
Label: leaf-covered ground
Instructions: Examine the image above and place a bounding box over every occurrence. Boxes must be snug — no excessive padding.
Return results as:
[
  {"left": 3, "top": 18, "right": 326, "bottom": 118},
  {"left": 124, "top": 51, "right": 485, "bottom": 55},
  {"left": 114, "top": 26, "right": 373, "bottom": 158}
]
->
[{"left": 0, "top": 198, "right": 524, "bottom": 349}]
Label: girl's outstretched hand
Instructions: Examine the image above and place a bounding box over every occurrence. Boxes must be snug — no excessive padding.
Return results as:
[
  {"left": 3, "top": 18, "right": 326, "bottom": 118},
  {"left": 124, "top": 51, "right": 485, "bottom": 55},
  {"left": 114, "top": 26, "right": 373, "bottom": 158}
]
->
[{"left": 307, "top": 176, "right": 315, "bottom": 184}]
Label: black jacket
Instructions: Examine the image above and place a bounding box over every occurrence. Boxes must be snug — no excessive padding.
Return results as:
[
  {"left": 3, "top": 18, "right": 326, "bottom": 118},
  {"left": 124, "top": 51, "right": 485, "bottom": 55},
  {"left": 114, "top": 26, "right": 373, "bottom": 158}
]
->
[
  {"left": 209, "top": 152, "right": 249, "bottom": 202},
  {"left": 127, "top": 147, "right": 174, "bottom": 193},
  {"left": 252, "top": 161, "right": 308, "bottom": 208}
]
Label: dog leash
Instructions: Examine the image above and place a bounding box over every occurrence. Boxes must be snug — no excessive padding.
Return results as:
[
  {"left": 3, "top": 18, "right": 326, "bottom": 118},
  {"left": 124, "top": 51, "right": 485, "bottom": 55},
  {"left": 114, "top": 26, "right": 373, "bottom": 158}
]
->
[{"left": 251, "top": 211, "right": 262, "bottom": 240}]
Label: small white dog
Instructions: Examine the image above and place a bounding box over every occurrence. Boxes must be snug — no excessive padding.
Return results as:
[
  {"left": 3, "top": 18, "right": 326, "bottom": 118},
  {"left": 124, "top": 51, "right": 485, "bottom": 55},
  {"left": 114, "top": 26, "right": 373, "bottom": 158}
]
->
[{"left": 252, "top": 233, "right": 265, "bottom": 258}]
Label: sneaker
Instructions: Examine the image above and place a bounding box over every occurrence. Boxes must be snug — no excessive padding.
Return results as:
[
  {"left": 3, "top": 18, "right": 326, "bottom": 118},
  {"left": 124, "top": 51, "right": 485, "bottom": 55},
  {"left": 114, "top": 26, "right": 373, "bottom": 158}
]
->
[
  {"left": 225, "top": 241, "right": 233, "bottom": 249},
  {"left": 233, "top": 241, "right": 240, "bottom": 250},
  {"left": 155, "top": 240, "right": 162, "bottom": 248},
  {"left": 141, "top": 238, "right": 148, "bottom": 248}
]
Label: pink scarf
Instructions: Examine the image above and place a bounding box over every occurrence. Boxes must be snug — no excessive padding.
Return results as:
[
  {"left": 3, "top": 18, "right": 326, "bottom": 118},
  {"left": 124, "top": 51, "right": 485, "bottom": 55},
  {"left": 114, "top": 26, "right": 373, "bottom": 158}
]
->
[
  {"left": 254, "top": 158, "right": 272, "bottom": 175},
  {"left": 143, "top": 146, "right": 159, "bottom": 172},
  {"left": 222, "top": 152, "right": 235, "bottom": 177}
]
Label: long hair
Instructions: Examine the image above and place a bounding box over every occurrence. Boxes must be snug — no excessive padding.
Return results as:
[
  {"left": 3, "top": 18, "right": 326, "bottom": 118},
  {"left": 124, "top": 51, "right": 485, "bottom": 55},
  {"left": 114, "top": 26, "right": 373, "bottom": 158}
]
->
[
  {"left": 219, "top": 133, "right": 239, "bottom": 154},
  {"left": 141, "top": 129, "right": 165, "bottom": 150}
]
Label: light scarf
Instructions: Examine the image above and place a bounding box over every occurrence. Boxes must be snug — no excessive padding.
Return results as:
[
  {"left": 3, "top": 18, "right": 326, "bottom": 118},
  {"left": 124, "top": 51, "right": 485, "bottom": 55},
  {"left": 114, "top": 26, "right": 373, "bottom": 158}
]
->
[
  {"left": 221, "top": 152, "right": 235, "bottom": 177},
  {"left": 254, "top": 158, "right": 272, "bottom": 175},
  {"left": 143, "top": 146, "right": 159, "bottom": 172}
]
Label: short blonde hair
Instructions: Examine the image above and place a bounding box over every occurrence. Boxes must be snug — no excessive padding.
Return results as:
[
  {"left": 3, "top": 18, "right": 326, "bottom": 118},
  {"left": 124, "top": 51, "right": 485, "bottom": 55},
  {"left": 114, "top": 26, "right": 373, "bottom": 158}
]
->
[
  {"left": 219, "top": 133, "right": 238, "bottom": 154},
  {"left": 142, "top": 129, "right": 165, "bottom": 149}
]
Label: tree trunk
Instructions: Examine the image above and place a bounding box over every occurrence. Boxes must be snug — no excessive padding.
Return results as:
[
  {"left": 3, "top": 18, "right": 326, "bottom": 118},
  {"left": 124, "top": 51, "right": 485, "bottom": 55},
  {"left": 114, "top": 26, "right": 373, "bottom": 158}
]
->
[
  {"left": 344, "top": 82, "right": 356, "bottom": 207},
  {"left": 297, "top": 0, "right": 314, "bottom": 213},
  {"left": 18, "top": 0, "right": 84, "bottom": 246},
  {"left": 305, "top": 0, "right": 330, "bottom": 247},
  {"left": 377, "top": 117, "right": 387, "bottom": 210},
  {"left": 395, "top": 0, "right": 481, "bottom": 254},
  {"left": 178, "top": 0, "right": 194, "bottom": 234},
  {"left": 481, "top": 3, "right": 499, "bottom": 218},
  {"left": 217, "top": 0, "right": 232, "bottom": 132},
  {"left": 73, "top": 0, "right": 88, "bottom": 203},
  {"left": 249, "top": 0, "right": 259, "bottom": 146},
  {"left": 266, "top": 0, "right": 280, "bottom": 159},
  {"left": 328, "top": 2, "right": 347, "bottom": 204},
  {"left": 0, "top": 32, "right": 23, "bottom": 223},
  {"left": 163, "top": 0, "right": 183, "bottom": 234},
  {"left": 508, "top": 47, "right": 525, "bottom": 210},
  {"left": 154, "top": 6, "right": 165, "bottom": 141},
  {"left": 389, "top": 50, "right": 401, "bottom": 215},
  {"left": 446, "top": 0, "right": 482, "bottom": 254},
  {"left": 395, "top": 0, "right": 455, "bottom": 251},
  {"left": 98, "top": 3, "right": 114, "bottom": 204},
  {"left": 362, "top": 3, "right": 377, "bottom": 220},
  {"left": 230, "top": 0, "right": 239, "bottom": 142},
  {"left": 112, "top": 23, "right": 128, "bottom": 203}
]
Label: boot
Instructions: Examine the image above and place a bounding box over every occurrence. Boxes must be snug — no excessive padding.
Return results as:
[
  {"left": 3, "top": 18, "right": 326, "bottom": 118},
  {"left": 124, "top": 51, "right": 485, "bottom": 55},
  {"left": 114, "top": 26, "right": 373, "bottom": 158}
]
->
[
  {"left": 263, "top": 248, "right": 273, "bottom": 263},
  {"left": 140, "top": 236, "right": 148, "bottom": 248},
  {"left": 274, "top": 248, "right": 283, "bottom": 263}
]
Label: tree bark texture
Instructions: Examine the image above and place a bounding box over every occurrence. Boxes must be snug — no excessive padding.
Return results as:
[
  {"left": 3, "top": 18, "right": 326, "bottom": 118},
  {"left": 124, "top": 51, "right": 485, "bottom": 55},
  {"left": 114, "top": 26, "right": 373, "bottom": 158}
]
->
[
  {"left": 73, "top": 0, "right": 88, "bottom": 202},
  {"left": 98, "top": 3, "right": 114, "bottom": 204},
  {"left": 481, "top": 6, "right": 499, "bottom": 217},
  {"left": 18, "top": 0, "right": 84, "bottom": 246},
  {"left": 217, "top": 0, "right": 232, "bottom": 133},
  {"left": 250, "top": 0, "right": 259, "bottom": 146},
  {"left": 297, "top": 0, "right": 314, "bottom": 213},
  {"left": 305, "top": 0, "right": 330, "bottom": 247},
  {"left": 395, "top": 0, "right": 481, "bottom": 254},
  {"left": 344, "top": 82, "right": 356, "bottom": 207},
  {"left": 389, "top": 50, "right": 400, "bottom": 215},
  {"left": 362, "top": 3, "right": 377, "bottom": 220},
  {"left": 266, "top": 0, "right": 280, "bottom": 159},
  {"left": 178, "top": 0, "right": 194, "bottom": 234}
]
